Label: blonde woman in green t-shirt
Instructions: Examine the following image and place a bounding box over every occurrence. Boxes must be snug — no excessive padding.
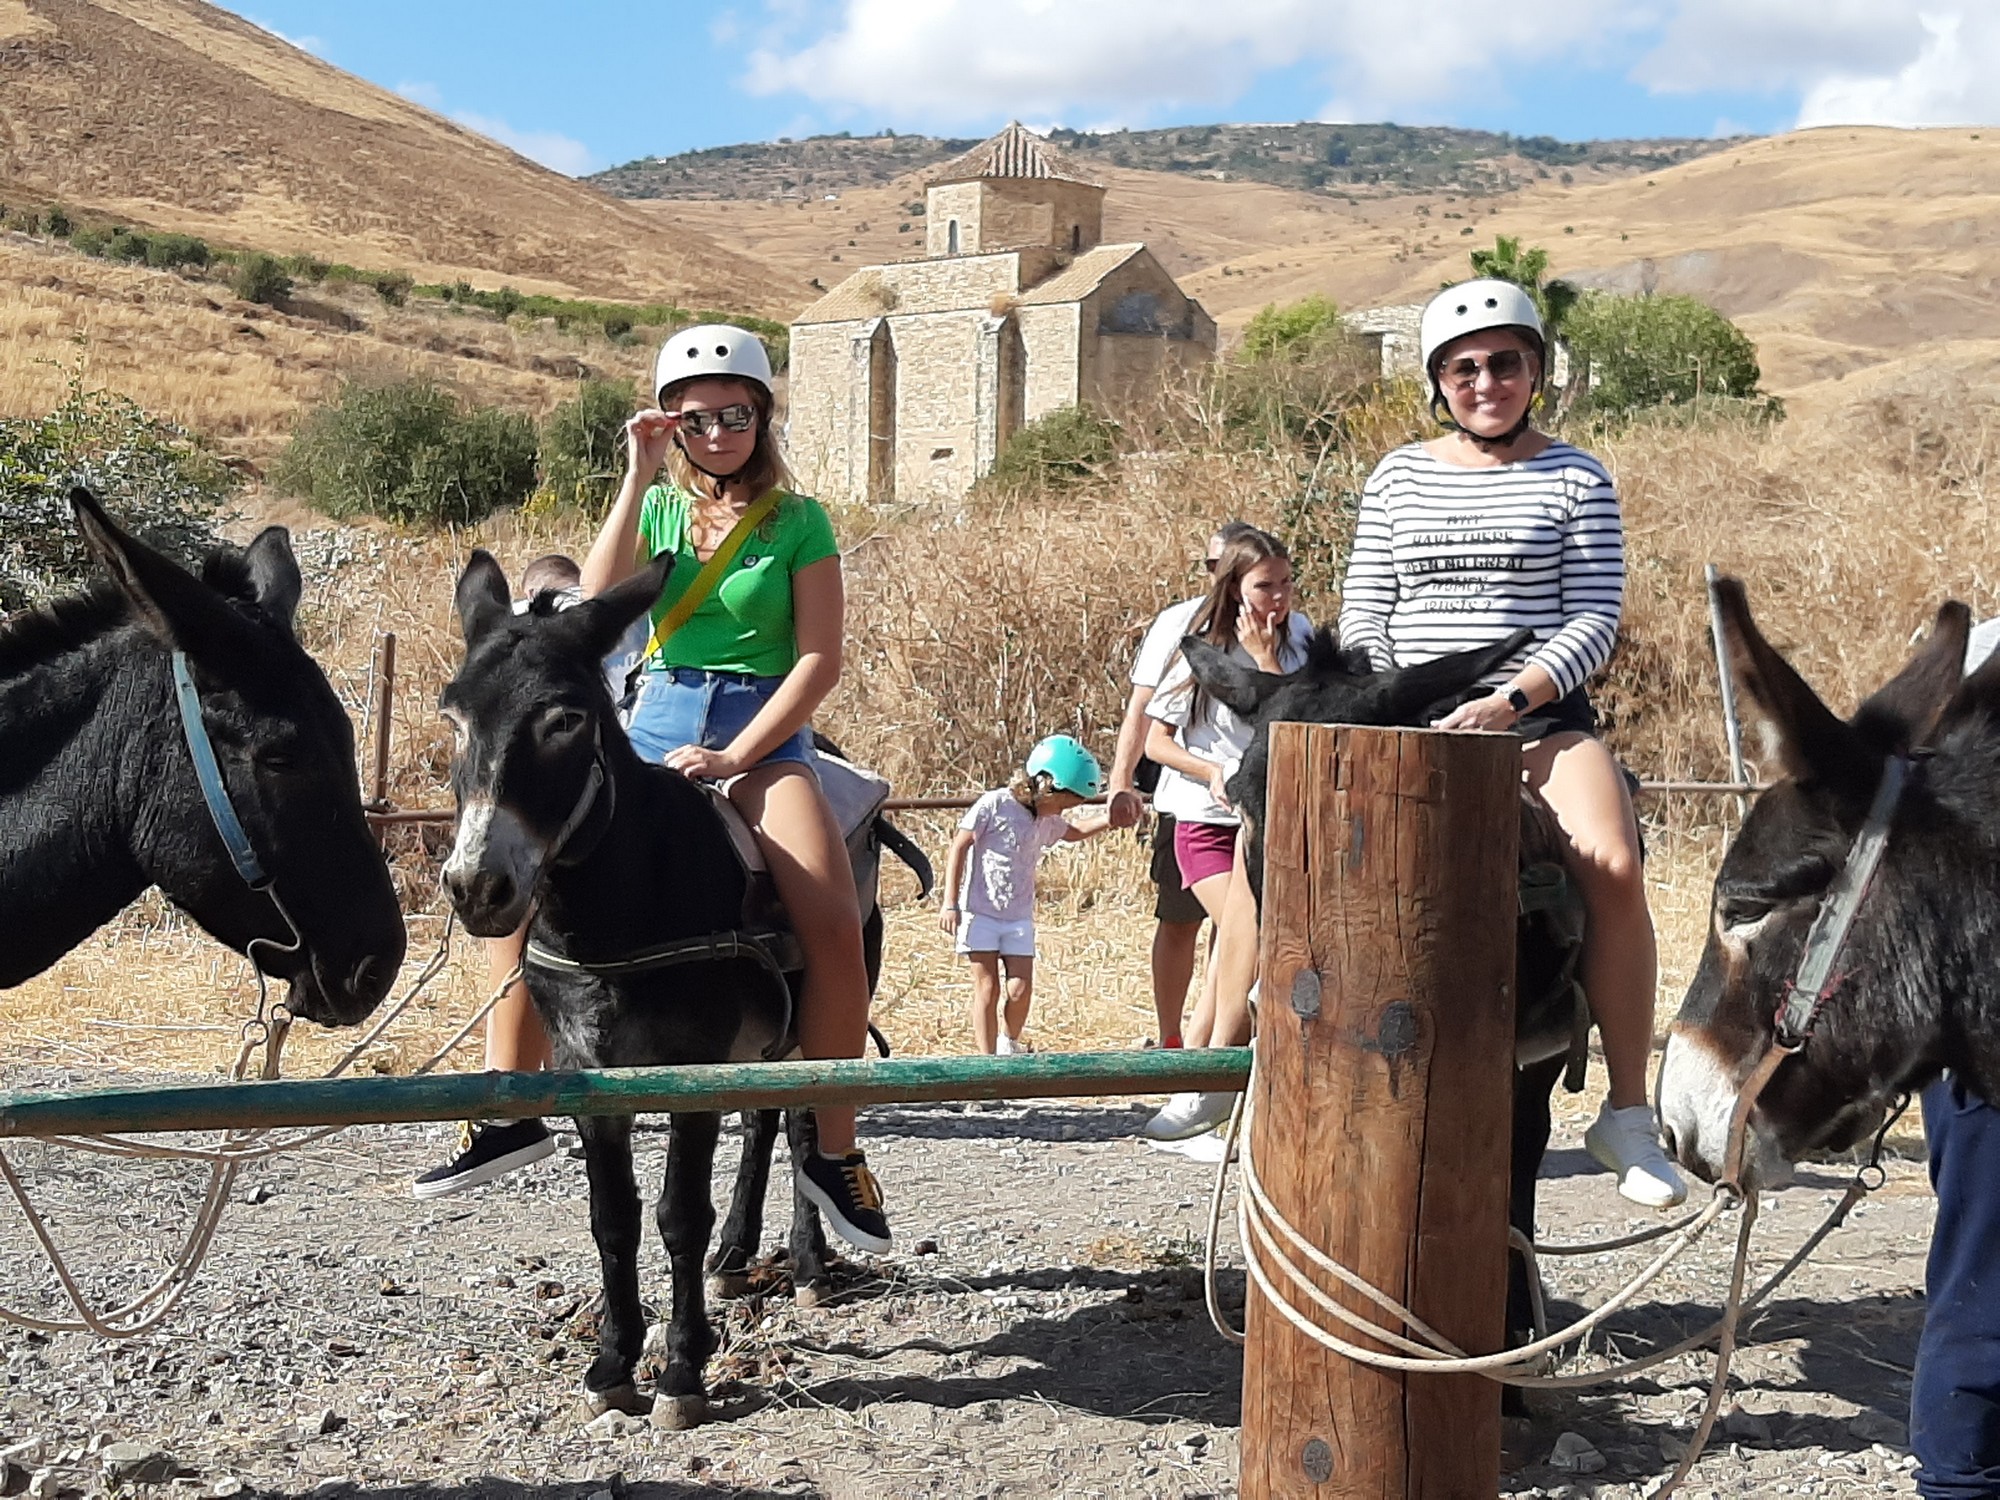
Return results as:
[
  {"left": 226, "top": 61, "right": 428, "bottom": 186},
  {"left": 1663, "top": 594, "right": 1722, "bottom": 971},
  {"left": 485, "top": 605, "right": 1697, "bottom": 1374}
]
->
[{"left": 579, "top": 325, "right": 889, "bottom": 1254}]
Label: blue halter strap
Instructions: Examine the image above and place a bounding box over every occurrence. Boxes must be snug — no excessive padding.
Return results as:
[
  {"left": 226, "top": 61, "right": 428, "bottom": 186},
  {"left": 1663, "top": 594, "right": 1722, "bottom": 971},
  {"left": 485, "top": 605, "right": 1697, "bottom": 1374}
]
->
[{"left": 170, "top": 649, "right": 269, "bottom": 888}]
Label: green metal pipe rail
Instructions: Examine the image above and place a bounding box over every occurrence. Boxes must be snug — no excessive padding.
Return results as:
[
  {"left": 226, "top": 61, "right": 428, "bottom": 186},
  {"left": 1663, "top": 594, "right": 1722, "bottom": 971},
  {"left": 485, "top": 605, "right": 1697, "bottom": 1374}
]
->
[{"left": 0, "top": 1048, "right": 1254, "bottom": 1139}]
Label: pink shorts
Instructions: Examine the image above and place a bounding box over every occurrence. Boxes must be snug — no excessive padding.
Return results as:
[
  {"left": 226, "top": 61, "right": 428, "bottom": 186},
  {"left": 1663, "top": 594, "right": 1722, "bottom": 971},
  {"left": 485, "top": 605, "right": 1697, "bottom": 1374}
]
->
[{"left": 1173, "top": 819, "right": 1239, "bottom": 888}]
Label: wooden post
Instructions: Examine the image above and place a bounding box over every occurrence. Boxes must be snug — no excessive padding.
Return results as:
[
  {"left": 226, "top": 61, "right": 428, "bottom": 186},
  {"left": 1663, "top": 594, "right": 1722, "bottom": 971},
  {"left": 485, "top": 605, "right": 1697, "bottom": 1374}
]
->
[
  {"left": 370, "top": 631, "right": 396, "bottom": 810},
  {"left": 1241, "top": 723, "right": 1520, "bottom": 1499}
]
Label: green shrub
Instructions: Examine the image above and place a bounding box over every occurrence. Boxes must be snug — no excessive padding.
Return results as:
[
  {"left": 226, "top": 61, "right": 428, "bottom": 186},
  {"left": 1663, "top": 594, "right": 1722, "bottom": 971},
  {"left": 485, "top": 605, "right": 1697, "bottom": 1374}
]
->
[
  {"left": 106, "top": 230, "right": 151, "bottom": 263},
  {"left": 1240, "top": 294, "right": 1344, "bottom": 360},
  {"left": 145, "top": 233, "right": 211, "bottom": 271},
  {"left": 283, "top": 254, "right": 331, "bottom": 283},
  {"left": 40, "top": 206, "right": 72, "bottom": 239},
  {"left": 270, "top": 379, "right": 538, "bottom": 528},
  {"left": 372, "top": 271, "right": 413, "bottom": 307},
  {"left": 536, "top": 379, "right": 635, "bottom": 514},
  {"left": 69, "top": 226, "right": 108, "bottom": 257},
  {"left": 0, "top": 375, "right": 237, "bottom": 609},
  {"left": 983, "top": 405, "right": 1120, "bottom": 496},
  {"left": 232, "top": 252, "right": 293, "bottom": 306},
  {"left": 1563, "top": 291, "right": 1764, "bottom": 416}
]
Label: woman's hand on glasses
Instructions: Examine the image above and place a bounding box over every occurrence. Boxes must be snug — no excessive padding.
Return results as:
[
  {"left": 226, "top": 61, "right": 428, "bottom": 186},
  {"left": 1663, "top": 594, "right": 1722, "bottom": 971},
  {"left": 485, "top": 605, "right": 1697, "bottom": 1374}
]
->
[{"left": 625, "top": 409, "right": 681, "bottom": 483}]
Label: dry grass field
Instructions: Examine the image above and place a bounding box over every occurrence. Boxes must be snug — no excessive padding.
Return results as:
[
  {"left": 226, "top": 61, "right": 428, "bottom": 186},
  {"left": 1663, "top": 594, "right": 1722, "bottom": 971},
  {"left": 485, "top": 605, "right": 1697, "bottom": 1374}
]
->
[{"left": 0, "top": 0, "right": 801, "bottom": 311}]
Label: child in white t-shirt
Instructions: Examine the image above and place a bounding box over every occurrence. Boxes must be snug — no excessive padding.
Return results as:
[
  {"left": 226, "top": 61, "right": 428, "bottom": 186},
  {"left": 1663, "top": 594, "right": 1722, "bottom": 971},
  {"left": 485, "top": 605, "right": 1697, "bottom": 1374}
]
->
[{"left": 940, "top": 736, "right": 1114, "bottom": 1055}]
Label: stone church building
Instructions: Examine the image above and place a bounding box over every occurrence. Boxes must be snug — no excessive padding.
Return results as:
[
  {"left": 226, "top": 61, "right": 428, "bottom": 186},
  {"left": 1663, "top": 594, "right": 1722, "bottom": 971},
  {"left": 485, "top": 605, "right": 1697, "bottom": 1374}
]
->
[{"left": 786, "top": 124, "right": 1217, "bottom": 507}]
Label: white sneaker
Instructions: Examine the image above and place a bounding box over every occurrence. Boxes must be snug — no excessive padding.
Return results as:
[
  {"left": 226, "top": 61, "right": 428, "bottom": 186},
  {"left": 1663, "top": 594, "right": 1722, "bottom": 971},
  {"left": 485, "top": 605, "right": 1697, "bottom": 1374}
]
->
[
  {"left": 1585, "top": 1102, "right": 1689, "bottom": 1208},
  {"left": 1142, "top": 1090, "right": 1237, "bottom": 1142},
  {"left": 995, "top": 1033, "right": 1034, "bottom": 1056},
  {"left": 1148, "top": 1127, "right": 1233, "bottom": 1164}
]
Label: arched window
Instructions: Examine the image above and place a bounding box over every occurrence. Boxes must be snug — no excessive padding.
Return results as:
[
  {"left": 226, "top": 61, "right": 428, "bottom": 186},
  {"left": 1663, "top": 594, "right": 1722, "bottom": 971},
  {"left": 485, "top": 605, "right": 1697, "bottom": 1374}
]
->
[
  {"left": 1070, "top": 224, "right": 1081, "bottom": 253},
  {"left": 947, "top": 220, "right": 960, "bottom": 255}
]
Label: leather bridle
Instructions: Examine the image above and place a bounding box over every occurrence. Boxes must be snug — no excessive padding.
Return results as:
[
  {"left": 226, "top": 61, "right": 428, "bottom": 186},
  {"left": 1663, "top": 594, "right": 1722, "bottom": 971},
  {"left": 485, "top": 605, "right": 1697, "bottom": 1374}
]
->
[{"left": 1720, "top": 752, "right": 1919, "bottom": 1188}]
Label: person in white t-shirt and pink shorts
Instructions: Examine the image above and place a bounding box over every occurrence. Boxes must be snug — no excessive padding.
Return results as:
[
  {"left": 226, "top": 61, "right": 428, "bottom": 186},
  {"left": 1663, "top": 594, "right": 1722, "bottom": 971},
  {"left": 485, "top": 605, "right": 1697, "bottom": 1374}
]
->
[{"left": 940, "top": 736, "right": 1115, "bottom": 1055}]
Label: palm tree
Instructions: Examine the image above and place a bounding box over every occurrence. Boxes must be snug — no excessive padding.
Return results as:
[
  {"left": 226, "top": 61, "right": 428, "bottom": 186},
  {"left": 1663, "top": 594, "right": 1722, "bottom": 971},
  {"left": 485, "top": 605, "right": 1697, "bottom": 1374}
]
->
[{"left": 1468, "top": 235, "right": 1577, "bottom": 339}]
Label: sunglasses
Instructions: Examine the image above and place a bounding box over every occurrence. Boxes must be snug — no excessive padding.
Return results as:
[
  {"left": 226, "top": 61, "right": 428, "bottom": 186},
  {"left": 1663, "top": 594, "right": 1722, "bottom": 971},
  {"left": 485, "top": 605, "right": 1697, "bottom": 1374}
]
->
[
  {"left": 1203, "top": 557, "right": 1221, "bottom": 573},
  {"left": 671, "top": 402, "right": 757, "bottom": 436},
  {"left": 1439, "top": 349, "right": 1530, "bottom": 391}
]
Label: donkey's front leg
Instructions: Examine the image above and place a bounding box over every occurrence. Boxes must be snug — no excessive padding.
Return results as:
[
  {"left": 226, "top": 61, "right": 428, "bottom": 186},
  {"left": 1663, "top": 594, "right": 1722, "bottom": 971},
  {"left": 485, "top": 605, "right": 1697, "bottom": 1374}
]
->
[
  {"left": 577, "top": 1112, "right": 651, "bottom": 1416},
  {"left": 652, "top": 1109, "right": 722, "bottom": 1429},
  {"left": 709, "top": 1109, "right": 781, "bottom": 1300},
  {"left": 785, "top": 1106, "right": 833, "bottom": 1306}
]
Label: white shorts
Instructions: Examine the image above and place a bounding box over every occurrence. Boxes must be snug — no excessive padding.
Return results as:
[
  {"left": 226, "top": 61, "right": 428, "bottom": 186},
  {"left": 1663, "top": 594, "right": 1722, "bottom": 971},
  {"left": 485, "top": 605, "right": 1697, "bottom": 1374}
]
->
[{"left": 956, "top": 914, "right": 1036, "bottom": 958}]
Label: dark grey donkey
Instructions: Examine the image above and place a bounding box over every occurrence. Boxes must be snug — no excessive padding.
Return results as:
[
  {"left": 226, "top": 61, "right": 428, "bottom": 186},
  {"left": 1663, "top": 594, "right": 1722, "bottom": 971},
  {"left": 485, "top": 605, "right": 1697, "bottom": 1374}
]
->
[
  {"left": 437, "top": 549, "right": 926, "bottom": 1428},
  {"left": 0, "top": 488, "right": 405, "bottom": 1025},
  {"left": 1179, "top": 625, "right": 1599, "bottom": 1357}
]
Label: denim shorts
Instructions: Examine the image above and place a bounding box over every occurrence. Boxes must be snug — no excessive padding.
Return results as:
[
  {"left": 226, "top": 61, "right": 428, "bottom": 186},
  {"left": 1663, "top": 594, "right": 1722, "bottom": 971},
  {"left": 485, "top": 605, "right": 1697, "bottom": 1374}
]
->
[{"left": 625, "top": 667, "right": 814, "bottom": 770}]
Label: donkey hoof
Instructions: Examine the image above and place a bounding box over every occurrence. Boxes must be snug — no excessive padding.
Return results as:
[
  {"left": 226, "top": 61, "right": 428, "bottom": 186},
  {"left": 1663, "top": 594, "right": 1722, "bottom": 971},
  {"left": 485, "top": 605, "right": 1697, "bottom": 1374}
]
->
[
  {"left": 793, "top": 1280, "right": 832, "bottom": 1309},
  {"left": 707, "top": 1271, "right": 755, "bottom": 1301},
  {"left": 650, "top": 1393, "right": 708, "bottom": 1431},
  {"left": 582, "top": 1382, "right": 653, "bottom": 1419}
]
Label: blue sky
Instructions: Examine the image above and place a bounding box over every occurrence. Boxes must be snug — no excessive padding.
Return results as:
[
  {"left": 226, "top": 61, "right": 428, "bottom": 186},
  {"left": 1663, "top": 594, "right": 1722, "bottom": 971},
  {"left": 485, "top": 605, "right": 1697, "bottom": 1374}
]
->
[{"left": 226, "top": 2, "right": 2000, "bottom": 177}]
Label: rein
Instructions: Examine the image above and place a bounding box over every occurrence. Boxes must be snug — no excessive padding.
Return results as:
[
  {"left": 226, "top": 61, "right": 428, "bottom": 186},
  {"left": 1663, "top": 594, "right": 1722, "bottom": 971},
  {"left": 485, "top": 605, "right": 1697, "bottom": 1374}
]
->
[{"left": 1721, "top": 752, "right": 1917, "bottom": 1189}]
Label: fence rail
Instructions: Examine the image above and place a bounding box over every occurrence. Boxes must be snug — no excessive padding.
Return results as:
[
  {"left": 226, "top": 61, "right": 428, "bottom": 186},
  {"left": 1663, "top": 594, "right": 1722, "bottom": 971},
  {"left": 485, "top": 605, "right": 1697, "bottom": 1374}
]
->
[
  {"left": 364, "top": 780, "right": 1767, "bottom": 827},
  {"left": 0, "top": 1049, "right": 1254, "bottom": 1139}
]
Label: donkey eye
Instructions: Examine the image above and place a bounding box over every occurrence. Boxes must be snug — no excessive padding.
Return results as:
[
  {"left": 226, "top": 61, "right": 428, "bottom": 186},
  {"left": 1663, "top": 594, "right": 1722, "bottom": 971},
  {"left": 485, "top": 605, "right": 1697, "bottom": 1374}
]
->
[
  {"left": 1719, "top": 896, "right": 1775, "bottom": 931},
  {"left": 539, "top": 707, "right": 588, "bottom": 741}
]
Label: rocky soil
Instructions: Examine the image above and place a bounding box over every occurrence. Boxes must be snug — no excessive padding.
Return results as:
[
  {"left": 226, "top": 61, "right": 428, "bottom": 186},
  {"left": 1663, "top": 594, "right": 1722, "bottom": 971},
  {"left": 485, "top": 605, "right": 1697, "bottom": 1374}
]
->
[{"left": 0, "top": 1065, "right": 1937, "bottom": 1499}]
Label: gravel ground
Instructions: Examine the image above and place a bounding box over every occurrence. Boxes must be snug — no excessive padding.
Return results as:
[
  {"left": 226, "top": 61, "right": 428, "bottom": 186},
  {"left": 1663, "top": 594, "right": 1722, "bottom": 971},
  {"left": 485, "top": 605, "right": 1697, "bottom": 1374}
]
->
[{"left": 0, "top": 1063, "right": 1937, "bottom": 1499}]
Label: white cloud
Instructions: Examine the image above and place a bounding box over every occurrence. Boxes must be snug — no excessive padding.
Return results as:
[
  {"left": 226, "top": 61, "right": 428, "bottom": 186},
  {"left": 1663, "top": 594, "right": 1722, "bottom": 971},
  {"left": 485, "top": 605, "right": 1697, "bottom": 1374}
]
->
[
  {"left": 742, "top": 0, "right": 1639, "bottom": 128},
  {"left": 742, "top": 1, "right": 2000, "bottom": 136},
  {"left": 245, "top": 14, "right": 326, "bottom": 57},
  {"left": 395, "top": 81, "right": 600, "bottom": 176},
  {"left": 1634, "top": 3, "right": 2000, "bottom": 128}
]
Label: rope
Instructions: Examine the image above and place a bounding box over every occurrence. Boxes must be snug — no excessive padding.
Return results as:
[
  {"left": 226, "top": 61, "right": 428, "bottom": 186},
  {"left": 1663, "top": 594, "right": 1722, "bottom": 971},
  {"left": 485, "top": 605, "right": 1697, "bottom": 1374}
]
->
[
  {"left": 1201, "top": 1056, "right": 1883, "bottom": 1495},
  {"left": 0, "top": 909, "right": 506, "bottom": 1336}
]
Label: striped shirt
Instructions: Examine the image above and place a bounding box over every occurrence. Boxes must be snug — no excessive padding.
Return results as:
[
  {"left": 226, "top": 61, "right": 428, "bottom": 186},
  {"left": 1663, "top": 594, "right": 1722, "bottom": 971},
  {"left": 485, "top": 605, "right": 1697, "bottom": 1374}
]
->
[{"left": 1336, "top": 442, "right": 1624, "bottom": 700}]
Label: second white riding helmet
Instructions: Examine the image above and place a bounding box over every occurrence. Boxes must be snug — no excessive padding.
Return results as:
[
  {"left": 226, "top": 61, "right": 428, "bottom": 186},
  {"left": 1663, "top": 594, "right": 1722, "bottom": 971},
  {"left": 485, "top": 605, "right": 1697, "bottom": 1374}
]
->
[
  {"left": 1418, "top": 279, "right": 1545, "bottom": 388},
  {"left": 654, "top": 324, "right": 774, "bottom": 406}
]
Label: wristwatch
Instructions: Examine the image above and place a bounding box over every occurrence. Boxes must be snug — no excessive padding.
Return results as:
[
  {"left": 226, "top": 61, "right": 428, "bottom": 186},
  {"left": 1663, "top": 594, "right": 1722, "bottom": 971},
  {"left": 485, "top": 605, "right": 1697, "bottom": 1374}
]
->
[{"left": 1505, "top": 686, "right": 1533, "bottom": 717}]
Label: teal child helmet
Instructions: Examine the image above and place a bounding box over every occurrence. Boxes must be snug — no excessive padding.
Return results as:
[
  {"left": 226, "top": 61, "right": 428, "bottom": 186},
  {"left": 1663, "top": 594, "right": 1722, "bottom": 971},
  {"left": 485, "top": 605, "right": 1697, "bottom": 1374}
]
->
[{"left": 1025, "top": 734, "right": 1104, "bottom": 798}]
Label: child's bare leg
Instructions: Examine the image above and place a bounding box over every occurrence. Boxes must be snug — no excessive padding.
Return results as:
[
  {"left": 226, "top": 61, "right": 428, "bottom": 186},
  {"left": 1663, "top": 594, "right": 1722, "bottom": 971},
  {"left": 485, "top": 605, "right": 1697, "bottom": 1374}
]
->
[
  {"left": 1182, "top": 929, "right": 1221, "bottom": 1048},
  {"left": 967, "top": 953, "right": 1003, "bottom": 1054},
  {"left": 1001, "top": 955, "right": 1035, "bottom": 1043},
  {"left": 483, "top": 926, "right": 551, "bottom": 1072}
]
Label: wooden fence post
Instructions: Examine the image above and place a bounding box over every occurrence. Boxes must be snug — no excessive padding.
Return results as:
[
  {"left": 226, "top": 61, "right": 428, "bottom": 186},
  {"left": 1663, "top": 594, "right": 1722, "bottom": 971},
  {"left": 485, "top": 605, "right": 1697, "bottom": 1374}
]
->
[
  {"left": 370, "top": 631, "right": 396, "bottom": 810},
  {"left": 1241, "top": 723, "right": 1520, "bottom": 1499}
]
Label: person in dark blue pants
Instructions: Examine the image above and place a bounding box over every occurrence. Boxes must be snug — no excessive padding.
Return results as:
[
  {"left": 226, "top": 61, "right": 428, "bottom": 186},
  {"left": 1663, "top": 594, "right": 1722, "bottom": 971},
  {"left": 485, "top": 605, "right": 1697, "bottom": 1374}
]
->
[{"left": 1912, "top": 1074, "right": 2000, "bottom": 1498}]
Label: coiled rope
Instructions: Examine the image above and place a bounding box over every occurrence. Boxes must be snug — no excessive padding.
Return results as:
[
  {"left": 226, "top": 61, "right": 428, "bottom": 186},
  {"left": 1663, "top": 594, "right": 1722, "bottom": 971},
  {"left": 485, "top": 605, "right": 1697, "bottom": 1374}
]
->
[
  {"left": 1201, "top": 1070, "right": 1889, "bottom": 1497},
  {"left": 0, "top": 909, "right": 516, "bottom": 1337}
]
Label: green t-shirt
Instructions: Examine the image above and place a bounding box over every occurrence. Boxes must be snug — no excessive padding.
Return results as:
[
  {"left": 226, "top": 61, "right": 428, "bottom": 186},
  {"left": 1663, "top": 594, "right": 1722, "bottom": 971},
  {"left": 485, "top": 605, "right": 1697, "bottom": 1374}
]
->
[{"left": 634, "top": 485, "right": 839, "bottom": 677}]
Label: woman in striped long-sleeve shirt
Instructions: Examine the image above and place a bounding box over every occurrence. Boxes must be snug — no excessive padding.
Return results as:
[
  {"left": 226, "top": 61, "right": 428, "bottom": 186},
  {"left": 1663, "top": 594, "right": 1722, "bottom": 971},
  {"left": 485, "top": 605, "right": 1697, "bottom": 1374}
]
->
[{"left": 1337, "top": 278, "right": 1685, "bottom": 1209}]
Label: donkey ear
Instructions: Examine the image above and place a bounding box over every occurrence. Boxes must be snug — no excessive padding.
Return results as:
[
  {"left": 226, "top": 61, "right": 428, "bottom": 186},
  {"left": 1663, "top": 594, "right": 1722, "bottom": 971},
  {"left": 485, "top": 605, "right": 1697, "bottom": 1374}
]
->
[
  {"left": 455, "top": 551, "right": 512, "bottom": 644},
  {"left": 70, "top": 485, "right": 234, "bottom": 652},
  {"left": 559, "top": 554, "right": 673, "bottom": 662},
  {"left": 1713, "top": 576, "right": 1871, "bottom": 791},
  {"left": 1382, "top": 628, "right": 1536, "bottom": 723},
  {"left": 1852, "top": 600, "right": 1970, "bottom": 752},
  {"left": 1181, "top": 635, "right": 1288, "bottom": 717},
  {"left": 241, "top": 526, "right": 303, "bottom": 633}
]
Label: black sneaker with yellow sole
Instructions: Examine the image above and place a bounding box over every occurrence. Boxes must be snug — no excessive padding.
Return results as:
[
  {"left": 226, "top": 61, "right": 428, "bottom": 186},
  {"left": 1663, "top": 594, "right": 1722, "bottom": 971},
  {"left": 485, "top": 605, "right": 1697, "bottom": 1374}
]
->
[
  {"left": 795, "top": 1150, "right": 892, "bottom": 1254},
  {"left": 412, "top": 1118, "right": 556, "bottom": 1200}
]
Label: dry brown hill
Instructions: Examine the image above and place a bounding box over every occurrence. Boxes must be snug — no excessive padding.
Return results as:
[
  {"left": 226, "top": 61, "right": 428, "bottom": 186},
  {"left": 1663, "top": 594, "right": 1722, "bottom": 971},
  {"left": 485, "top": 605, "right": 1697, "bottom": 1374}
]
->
[
  {"left": 667, "top": 126, "right": 2000, "bottom": 412},
  {"left": 0, "top": 0, "right": 799, "bottom": 312}
]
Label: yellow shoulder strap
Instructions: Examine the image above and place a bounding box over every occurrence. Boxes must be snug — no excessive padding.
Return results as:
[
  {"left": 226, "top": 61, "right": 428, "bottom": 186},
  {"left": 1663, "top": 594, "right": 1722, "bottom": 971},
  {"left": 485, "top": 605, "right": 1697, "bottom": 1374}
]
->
[{"left": 639, "top": 487, "right": 782, "bottom": 668}]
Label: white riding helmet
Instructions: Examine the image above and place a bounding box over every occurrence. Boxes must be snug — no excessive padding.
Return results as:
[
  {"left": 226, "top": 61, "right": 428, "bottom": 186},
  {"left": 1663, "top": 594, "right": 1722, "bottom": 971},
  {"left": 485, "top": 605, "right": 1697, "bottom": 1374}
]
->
[
  {"left": 1418, "top": 279, "right": 1545, "bottom": 384},
  {"left": 653, "top": 324, "right": 773, "bottom": 406}
]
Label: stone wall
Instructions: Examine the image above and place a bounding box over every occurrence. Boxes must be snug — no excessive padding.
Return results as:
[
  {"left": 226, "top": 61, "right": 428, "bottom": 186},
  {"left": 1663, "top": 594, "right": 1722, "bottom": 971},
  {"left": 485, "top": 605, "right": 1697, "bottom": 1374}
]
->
[
  {"left": 1016, "top": 302, "right": 1082, "bottom": 420},
  {"left": 1078, "top": 253, "right": 1217, "bottom": 411},
  {"left": 885, "top": 310, "right": 989, "bottom": 505},
  {"left": 926, "top": 178, "right": 1104, "bottom": 257},
  {"left": 785, "top": 319, "right": 876, "bottom": 507}
]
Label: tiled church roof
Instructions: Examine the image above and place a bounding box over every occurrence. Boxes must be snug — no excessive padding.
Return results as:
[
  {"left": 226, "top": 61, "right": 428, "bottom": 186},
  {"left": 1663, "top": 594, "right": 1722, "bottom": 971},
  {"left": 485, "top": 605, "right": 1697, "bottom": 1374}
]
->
[{"left": 926, "top": 122, "right": 1102, "bottom": 189}]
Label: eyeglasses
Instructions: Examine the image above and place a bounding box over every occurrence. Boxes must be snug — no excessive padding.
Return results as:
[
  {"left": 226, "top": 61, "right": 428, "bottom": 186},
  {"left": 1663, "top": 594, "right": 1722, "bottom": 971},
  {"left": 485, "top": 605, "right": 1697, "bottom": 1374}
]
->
[
  {"left": 1439, "top": 349, "right": 1529, "bottom": 391},
  {"left": 672, "top": 403, "right": 757, "bottom": 436}
]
